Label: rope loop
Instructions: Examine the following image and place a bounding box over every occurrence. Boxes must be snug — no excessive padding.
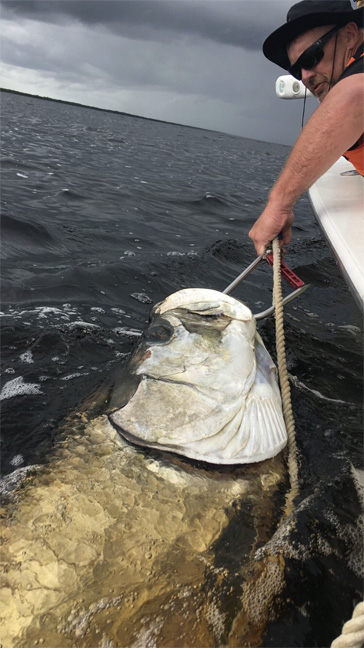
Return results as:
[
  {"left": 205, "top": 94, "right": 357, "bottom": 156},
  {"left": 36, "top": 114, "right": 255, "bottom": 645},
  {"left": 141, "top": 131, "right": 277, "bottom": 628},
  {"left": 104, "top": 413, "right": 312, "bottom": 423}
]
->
[{"left": 331, "top": 602, "right": 364, "bottom": 648}]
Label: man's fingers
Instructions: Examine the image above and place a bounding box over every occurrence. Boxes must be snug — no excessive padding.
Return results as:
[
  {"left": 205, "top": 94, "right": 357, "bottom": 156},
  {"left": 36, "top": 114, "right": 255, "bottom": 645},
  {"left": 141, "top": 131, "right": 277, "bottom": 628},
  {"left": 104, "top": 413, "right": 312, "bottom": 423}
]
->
[
  {"left": 248, "top": 208, "right": 294, "bottom": 257},
  {"left": 253, "top": 240, "right": 270, "bottom": 256}
]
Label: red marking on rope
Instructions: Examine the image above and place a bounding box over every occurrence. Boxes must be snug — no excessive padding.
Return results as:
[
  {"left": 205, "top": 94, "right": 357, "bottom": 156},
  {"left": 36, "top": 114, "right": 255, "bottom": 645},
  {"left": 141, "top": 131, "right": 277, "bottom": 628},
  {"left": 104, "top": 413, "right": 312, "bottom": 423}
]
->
[{"left": 265, "top": 253, "right": 304, "bottom": 289}]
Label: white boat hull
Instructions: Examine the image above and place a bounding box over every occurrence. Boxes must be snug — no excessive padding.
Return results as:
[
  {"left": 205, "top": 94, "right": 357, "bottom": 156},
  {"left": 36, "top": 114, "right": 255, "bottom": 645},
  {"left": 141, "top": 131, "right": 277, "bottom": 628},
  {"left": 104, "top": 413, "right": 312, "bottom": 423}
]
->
[{"left": 309, "top": 157, "right": 364, "bottom": 311}]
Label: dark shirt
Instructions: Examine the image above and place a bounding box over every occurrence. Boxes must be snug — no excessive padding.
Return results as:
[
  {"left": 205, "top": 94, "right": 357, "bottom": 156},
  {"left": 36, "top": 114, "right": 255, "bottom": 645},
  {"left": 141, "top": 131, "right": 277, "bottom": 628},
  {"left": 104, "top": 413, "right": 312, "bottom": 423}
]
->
[
  {"left": 338, "top": 42, "right": 364, "bottom": 81},
  {"left": 338, "top": 43, "right": 364, "bottom": 152}
]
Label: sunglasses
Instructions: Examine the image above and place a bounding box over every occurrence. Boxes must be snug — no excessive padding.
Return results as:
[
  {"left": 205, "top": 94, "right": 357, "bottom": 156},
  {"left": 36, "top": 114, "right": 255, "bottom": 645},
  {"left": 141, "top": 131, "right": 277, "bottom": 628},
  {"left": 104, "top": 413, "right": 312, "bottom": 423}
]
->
[{"left": 288, "top": 25, "right": 339, "bottom": 80}]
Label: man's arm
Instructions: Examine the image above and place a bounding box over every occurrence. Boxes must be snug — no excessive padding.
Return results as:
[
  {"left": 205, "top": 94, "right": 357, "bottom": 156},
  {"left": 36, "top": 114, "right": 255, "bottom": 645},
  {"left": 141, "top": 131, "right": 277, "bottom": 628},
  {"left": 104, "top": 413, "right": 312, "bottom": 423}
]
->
[{"left": 249, "top": 74, "right": 364, "bottom": 255}]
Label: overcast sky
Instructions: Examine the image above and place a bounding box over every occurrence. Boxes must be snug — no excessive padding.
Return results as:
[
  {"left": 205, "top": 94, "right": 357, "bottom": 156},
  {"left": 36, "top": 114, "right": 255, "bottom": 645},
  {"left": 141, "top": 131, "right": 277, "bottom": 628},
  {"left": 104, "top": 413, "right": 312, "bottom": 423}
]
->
[{"left": 0, "top": 0, "right": 323, "bottom": 145}]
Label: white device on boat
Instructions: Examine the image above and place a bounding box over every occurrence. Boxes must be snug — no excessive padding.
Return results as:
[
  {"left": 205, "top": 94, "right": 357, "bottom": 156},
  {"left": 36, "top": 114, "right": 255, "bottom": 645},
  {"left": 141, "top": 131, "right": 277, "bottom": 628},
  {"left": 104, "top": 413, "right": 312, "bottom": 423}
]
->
[
  {"left": 275, "top": 75, "right": 312, "bottom": 99},
  {"left": 276, "top": 76, "right": 364, "bottom": 312}
]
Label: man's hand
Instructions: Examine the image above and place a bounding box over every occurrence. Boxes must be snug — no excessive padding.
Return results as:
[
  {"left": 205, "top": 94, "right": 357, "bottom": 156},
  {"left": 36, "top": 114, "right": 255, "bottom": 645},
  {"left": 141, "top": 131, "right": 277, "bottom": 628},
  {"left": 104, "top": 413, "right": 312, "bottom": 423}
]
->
[{"left": 249, "top": 202, "right": 294, "bottom": 255}]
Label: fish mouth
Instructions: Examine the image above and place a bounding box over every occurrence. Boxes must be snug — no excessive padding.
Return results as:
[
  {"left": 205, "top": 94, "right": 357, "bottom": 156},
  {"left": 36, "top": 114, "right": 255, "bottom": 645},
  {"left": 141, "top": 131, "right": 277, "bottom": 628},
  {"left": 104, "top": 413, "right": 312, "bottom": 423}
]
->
[
  {"left": 109, "top": 419, "right": 173, "bottom": 455},
  {"left": 108, "top": 416, "right": 152, "bottom": 450},
  {"left": 108, "top": 415, "right": 201, "bottom": 465},
  {"left": 108, "top": 415, "right": 242, "bottom": 469}
]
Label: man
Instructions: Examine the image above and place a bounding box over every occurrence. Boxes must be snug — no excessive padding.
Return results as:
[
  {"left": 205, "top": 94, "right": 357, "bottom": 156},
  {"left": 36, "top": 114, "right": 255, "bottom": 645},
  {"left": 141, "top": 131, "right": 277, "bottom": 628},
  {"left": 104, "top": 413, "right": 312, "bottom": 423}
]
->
[{"left": 249, "top": 0, "right": 364, "bottom": 256}]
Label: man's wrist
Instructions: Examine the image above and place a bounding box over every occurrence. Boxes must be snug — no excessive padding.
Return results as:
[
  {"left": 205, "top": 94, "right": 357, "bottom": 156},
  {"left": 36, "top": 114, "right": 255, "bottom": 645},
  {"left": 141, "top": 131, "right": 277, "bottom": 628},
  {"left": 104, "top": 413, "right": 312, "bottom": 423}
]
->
[{"left": 268, "top": 184, "right": 296, "bottom": 212}]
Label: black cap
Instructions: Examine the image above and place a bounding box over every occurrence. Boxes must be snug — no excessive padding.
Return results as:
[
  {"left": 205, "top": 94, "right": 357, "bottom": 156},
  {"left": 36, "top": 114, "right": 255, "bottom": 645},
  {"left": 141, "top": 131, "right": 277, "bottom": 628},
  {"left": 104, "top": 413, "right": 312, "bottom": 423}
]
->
[{"left": 263, "top": 0, "right": 364, "bottom": 70}]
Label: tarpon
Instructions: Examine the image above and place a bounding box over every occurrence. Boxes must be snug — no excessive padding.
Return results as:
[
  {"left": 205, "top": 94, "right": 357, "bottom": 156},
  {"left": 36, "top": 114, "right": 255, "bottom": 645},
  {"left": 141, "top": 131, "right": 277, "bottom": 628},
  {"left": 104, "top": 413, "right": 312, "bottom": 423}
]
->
[
  {"left": 110, "top": 288, "right": 287, "bottom": 464},
  {"left": 1, "top": 415, "right": 286, "bottom": 648},
  {"left": 0, "top": 288, "right": 289, "bottom": 647},
  {"left": 1, "top": 288, "right": 361, "bottom": 648}
]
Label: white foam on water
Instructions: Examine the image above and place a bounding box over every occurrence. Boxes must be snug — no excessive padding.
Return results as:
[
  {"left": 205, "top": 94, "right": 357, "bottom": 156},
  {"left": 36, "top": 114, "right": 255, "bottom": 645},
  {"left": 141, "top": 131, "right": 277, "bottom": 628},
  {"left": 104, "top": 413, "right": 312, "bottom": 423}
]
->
[
  {"left": 0, "top": 464, "right": 40, "bottom": 495},
  {"left": 131, "top": 293, "right": 152, "bottom": 304},
  {"left": 0, "top": 376, "right": 43, "bottom": 401},
  {"left": 351, "top": 465, "right": 364, "bottom": 506},
  {"left": 61, "top": 372, "right": 89, "bottom": 381},
  {"left": 1, "top": 306, "right": 137, "bottom": 346},
  {"left": 338, "top": 324, "right": 362, "bottom": 336},
  {"left": 113, "top": 327, "right": 142, "bottom": 338},
  {"left": 206, "top": 601, "right": 226, "bottom": 642},
  {"left": 131, "top": 618, "right": 163, "bottom": 648},
  {"left": 290, "top": 374, "right": 349, "bottom": 405},
  {"left": 64, "top": 321, "right": 101, "bottom": 331},
  {"left": 0, "top": 304, "right": 79, "bottom": 322},
  {"left": 19, "top": 350, "right": 34, "bottom": 364},
  {"left": 10, "top": 454, "right": 24, "bottom": 467},
  {"left": 36, "top": 306, "right": 74, "bottom": 319}
]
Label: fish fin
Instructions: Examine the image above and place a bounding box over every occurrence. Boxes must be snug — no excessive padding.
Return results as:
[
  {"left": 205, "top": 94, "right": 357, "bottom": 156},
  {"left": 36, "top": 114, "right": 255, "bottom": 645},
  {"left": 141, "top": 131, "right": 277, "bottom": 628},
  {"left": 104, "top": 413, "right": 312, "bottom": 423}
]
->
[
  {"left": 228, "top": 336, "right": 287, "bottom": 461},
  {"left": 231, "top": 378, "right": 287, "bottom": 462}
]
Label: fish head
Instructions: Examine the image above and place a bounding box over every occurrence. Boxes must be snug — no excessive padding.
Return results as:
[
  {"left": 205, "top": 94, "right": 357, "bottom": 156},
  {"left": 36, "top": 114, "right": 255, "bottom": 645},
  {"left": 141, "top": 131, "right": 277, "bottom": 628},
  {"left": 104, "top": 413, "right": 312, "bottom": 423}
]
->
[
  {"left": 109, "top": 288, "right": 287, "bottom": 464},
  {"left": 130, "top": 288, "right": 257, "bottom": 392}
]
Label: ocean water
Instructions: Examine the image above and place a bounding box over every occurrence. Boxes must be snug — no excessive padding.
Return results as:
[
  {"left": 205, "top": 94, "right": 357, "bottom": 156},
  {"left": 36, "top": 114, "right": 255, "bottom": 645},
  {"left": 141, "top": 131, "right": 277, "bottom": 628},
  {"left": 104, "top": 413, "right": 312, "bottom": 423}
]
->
[{"left": 1, "top": 90, "right": 363, "bottom": 646}]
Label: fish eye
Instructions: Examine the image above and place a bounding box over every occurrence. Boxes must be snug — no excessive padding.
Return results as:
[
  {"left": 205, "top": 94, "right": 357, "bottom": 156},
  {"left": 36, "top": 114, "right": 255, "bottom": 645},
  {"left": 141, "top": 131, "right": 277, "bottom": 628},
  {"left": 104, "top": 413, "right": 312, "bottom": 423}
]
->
[{"left": 144, "top": 324, "right": 174, "bottom": 344}]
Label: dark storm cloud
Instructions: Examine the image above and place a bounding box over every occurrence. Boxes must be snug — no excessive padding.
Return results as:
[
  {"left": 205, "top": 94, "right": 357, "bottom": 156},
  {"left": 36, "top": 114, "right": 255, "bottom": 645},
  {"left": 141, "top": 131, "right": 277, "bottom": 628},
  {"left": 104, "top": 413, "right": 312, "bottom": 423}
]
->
[
  {"left": 0, "top": 0, "right": 289, "bottom": 51},
  {"left": 1, "top": 0, "right": 315, "bottom": 144}
]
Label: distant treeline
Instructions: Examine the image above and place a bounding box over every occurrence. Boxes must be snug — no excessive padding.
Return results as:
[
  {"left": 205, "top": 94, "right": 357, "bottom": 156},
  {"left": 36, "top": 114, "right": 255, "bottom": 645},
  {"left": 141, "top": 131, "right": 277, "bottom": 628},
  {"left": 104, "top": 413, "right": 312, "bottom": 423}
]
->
[{"left": 0, "top": 87, "right": 197, "bottom": 131}]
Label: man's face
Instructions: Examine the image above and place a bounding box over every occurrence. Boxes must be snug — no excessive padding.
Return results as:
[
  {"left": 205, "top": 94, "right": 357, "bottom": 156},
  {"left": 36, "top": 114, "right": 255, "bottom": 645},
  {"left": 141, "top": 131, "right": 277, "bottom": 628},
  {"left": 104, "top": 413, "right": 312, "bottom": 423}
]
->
[{"left": 287, "top": 25, "right": 342, "bottom": 102}]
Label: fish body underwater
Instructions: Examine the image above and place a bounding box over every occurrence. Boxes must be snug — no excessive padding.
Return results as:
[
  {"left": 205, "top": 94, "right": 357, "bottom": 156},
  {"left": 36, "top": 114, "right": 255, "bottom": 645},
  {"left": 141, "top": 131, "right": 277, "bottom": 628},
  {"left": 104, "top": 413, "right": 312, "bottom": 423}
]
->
[
  {"left": 1, "top": 416, "right": 286, "bottom": 648},
  {"left": 1, "top": 289, "right": 362, "bottom": 648}
]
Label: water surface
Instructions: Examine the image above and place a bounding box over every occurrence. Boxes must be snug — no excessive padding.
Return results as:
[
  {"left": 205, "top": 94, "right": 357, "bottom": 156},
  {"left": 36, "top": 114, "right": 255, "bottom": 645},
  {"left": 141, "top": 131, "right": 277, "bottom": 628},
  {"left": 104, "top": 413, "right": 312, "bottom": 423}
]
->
[{"left": 1, "top": 91, "right": 362, "bottom": 647}]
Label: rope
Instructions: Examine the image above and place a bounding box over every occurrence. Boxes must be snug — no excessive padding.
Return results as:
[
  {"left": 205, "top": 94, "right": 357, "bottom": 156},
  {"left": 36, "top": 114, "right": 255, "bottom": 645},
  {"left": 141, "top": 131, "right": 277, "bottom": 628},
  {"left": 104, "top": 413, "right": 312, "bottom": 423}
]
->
[
  {"left": 272, "top": 238, "right": 299, "bottom": 517},
  {"left": 331, "top": 602, "right": 364, "bottom": 648}
]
